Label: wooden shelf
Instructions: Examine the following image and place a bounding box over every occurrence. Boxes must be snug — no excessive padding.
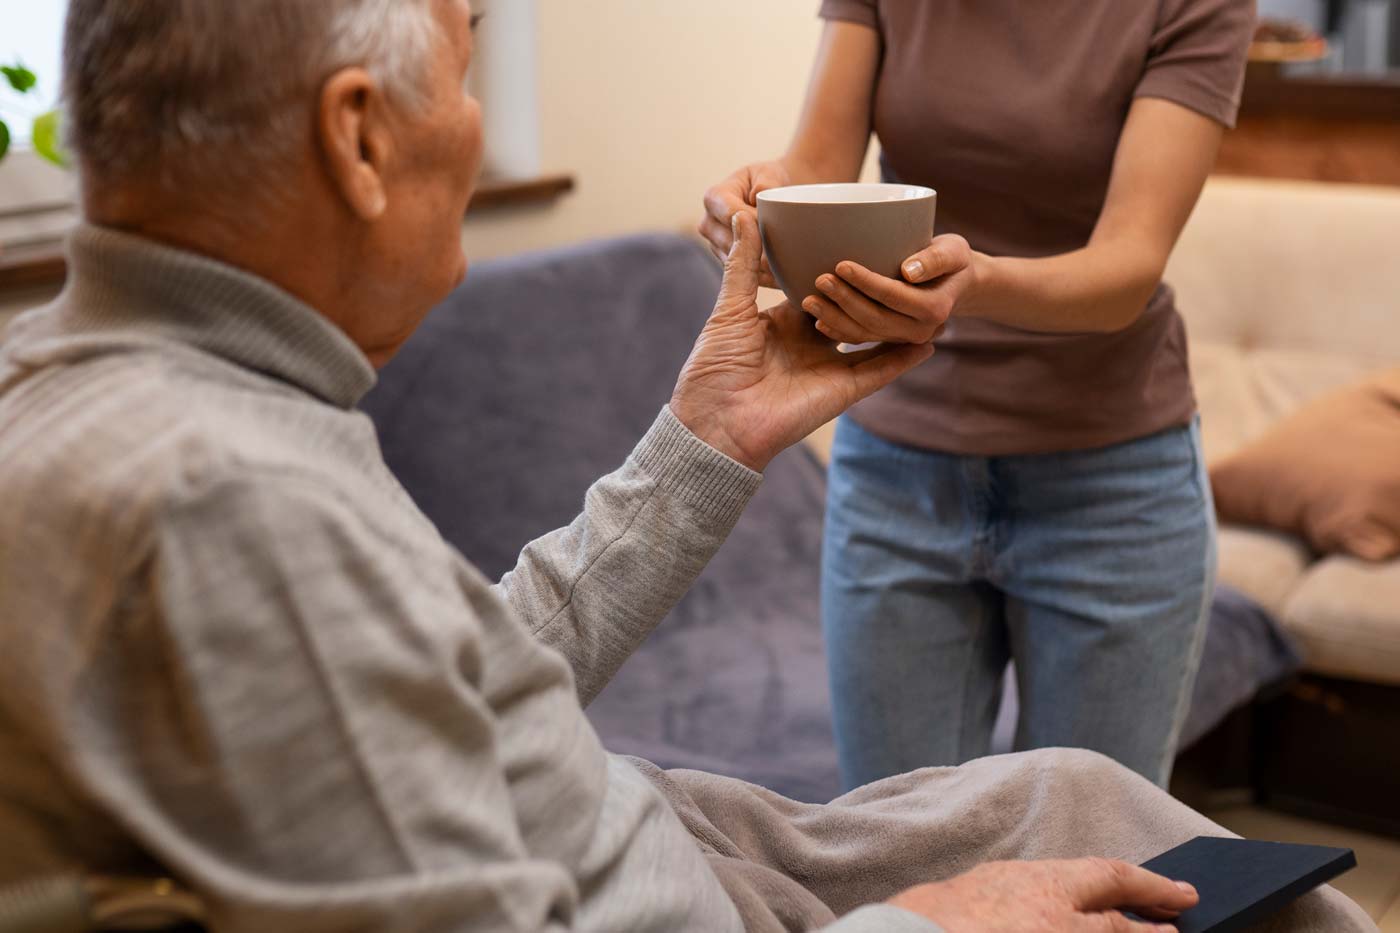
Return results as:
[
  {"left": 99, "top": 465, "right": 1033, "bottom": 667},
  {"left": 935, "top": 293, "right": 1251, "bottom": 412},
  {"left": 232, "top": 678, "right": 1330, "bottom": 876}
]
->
[
  {"left": 1248, "top": 39, "right": 1329, "bottom": 64},
  {"left": 470, "top": 172, "right": 575, "bottom": 210},
  {"left": 0, "top": 172, "right": 577, "bottom": 292},
  {"left": 1239, "top": 70, "right": 1400, "bottom": 121},
  {"left": 1216, "top": 72, "right": 1400, "bottom": 187},
  {"left": 0, "top": 241, "right": 67, "bottom": 292}
]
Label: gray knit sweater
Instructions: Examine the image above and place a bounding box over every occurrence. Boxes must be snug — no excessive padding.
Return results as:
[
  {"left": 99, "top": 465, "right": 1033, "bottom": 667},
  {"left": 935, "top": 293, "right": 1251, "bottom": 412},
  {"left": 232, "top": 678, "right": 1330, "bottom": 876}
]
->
[{"left": 0, "top": 226, "right": 934, "bottom": 932}]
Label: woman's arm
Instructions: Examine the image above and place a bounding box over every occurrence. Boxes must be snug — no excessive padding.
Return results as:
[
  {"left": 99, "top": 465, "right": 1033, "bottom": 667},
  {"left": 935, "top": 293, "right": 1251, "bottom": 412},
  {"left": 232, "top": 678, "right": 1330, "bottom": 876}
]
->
[
  {"left": 960, "top": 98, "right": 1224, "bottom": 332},
  {"left": 784, "top": 21, "right": 883, "bottom": 184},
  {"left": 698, "top": 21, "right": 880, "bottom": 262},
  {"left": 807, "top": 98, "right": 1225, "bottom": 343}
]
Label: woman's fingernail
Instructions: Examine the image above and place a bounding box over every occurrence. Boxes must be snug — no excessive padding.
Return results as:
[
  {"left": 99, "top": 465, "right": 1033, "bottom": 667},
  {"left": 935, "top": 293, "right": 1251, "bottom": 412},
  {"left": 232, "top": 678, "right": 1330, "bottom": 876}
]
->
[
  {"left": 731, "top": 213, "right": 741, "bottom": 237},
  {"left": 804, "top": 298, "right": 819, "bottom": 314},
  {"left": 817, "top": 277, "right": 834, "bottom": 294},
  {"left": 1176, "top": 882, "right": 1197, "bottom": 896},
  {"left": 904, "top": 260, "right": 925, "bottom": 282}
]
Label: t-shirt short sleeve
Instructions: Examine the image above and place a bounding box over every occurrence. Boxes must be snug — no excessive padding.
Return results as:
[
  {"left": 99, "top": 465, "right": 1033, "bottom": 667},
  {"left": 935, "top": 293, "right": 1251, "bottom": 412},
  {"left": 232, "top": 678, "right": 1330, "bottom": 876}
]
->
[
  {"left": 1135, "top": 0, "right": 1255, "bottom": 127},
  {"left": 820, "top": 0, "right": 879, "bottom": 29}
]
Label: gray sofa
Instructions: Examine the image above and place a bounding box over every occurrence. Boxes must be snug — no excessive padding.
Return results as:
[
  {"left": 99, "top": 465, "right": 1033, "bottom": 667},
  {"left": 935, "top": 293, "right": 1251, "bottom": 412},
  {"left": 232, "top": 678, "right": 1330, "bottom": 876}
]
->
[{"left": 362, "top": 232, "right": 1299, "bottom": 803}]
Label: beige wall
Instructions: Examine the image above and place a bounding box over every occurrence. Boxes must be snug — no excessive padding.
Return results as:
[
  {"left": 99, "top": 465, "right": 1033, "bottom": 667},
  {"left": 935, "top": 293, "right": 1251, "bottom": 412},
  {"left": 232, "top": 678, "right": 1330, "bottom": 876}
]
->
[{"left": 462, "top": 1, "right": 879, "bottom": 261}]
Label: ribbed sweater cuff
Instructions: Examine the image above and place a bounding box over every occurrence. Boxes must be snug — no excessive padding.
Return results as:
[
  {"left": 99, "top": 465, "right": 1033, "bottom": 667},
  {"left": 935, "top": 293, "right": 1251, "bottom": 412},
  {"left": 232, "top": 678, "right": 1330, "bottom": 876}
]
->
[{"left": 630, "top": 406, "right": 763, "bottom": 528}]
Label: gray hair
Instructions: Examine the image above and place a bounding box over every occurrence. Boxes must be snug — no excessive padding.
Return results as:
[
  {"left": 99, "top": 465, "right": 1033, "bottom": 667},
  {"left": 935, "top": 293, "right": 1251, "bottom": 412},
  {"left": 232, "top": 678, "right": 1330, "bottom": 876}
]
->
[{"left": 63, "top": 0, "right": 440, "bottom": 187}]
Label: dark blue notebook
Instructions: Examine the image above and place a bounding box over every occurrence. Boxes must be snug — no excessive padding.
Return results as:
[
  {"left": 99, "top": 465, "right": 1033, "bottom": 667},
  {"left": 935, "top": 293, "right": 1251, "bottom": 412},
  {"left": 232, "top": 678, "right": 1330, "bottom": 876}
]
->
[{"left": 1131, "top": 836, "right": 1357, "bottom": 932}]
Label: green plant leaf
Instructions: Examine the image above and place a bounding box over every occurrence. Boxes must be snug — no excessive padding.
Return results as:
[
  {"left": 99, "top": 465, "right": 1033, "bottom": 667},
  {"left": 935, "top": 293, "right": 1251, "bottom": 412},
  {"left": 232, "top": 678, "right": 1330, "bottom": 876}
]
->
[
  {"left": 0, "top": 119, "right": 10, "bottom": 161},
  {"left": 31, "top": 108, "right": 65, "bottom": 166},
  {"left": 32, "top": 110, "right": 66, "bottom": 166},
  {"left": 1, "top": 64, "right": 38, "bottom": 94}
]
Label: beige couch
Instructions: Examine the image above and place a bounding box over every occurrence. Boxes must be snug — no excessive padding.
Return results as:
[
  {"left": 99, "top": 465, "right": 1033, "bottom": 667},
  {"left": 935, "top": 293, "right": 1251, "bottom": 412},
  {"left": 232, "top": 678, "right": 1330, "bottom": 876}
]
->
[{"left": 1166, "top": 177, "right": 1400, "bottom": 692}]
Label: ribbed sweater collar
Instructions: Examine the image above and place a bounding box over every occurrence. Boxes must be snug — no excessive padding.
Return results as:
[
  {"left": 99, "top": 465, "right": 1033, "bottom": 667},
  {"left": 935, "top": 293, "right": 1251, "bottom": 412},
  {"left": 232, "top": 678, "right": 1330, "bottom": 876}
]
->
[{"left": 42, "top": 223, "right": 376, "bottom": 408}]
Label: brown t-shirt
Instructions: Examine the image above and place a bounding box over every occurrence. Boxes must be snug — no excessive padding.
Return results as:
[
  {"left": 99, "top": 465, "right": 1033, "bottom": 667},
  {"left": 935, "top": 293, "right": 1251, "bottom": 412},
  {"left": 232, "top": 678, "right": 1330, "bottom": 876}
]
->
[{"left": 819, "top": 0, "right": 1254, "bottom": 455}]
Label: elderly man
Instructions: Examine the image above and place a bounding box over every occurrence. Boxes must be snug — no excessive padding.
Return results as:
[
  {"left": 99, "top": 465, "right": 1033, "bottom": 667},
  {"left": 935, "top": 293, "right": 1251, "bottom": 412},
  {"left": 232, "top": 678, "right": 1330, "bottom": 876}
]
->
[{"left": 0, "top": 2, "right": 1375, "bottom": 932}]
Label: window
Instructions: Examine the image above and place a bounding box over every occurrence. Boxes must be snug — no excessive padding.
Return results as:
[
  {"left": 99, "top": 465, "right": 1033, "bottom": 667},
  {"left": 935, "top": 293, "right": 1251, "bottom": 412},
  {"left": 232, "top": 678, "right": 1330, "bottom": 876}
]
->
[
  {"left": 471, "top": 0, "right": 542, "bottom": 180},
  {"left": 0, "top": 0, "right": 77, "bottom": 253},
  {"left": 0, "top": 0, "right": 64, "bottom": 146}
]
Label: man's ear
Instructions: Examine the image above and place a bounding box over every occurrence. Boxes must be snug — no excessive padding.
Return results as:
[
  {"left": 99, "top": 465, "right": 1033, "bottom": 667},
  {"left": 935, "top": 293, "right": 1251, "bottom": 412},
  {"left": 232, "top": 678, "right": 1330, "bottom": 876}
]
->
[{"left": 317, "top": 67, "right": 393, "bottom": 220}]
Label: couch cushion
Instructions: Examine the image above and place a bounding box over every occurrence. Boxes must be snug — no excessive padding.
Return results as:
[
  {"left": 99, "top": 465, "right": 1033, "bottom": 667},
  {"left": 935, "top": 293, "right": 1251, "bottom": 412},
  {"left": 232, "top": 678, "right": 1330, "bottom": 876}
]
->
[
  {"left": 1210, "top": 369, "right": 1400, "bottom": 562},
  {"left": 1173, "top": 179, "right": 1400, "bottom": 462},
  {"left": 1215, "top": 525, "right": 1313, "bottom": 619},
  {"left": 1168, "top": 178, "right": 1400, "bottom": 368},
  {"left": 1190, "top": 342, "right": 1380, "bottom": 465},
  {"left": 1283, "top": 558, "right": 1400, "bottom": 686}
]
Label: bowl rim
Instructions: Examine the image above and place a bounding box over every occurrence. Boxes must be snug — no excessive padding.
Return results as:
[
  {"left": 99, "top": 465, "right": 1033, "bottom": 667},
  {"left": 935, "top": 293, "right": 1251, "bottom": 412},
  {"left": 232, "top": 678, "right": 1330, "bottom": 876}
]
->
[{"left": 756, "top": 182, "right": 936, "bottom": 205}]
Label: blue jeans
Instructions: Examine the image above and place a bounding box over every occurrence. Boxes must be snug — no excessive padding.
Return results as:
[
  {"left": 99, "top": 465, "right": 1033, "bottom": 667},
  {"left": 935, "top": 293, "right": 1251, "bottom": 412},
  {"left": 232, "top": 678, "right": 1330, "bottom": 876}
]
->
[{"left": 821, "top": 417, "right": 1216, "bottom": 790}]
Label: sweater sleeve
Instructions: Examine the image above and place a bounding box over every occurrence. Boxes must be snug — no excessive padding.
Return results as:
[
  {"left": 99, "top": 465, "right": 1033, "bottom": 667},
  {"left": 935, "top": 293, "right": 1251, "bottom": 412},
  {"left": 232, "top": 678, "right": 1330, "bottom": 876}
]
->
[{"left": 494, "top": 406, "right": 762, "bottom": 705}]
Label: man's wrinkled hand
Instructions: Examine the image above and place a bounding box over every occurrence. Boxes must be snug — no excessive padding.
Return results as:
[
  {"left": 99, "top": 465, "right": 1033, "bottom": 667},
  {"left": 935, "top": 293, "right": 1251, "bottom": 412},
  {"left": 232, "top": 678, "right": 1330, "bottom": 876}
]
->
[
  {"left": 669, "top": 212, "right": 934, "bottom": 472},
  {"left": 887, "top": 858, "right": 1200, "bottom": 933}
]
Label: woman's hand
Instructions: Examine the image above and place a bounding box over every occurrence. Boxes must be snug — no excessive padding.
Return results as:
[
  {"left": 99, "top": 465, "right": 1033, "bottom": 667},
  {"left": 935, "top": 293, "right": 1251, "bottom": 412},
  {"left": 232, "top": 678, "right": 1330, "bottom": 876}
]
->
[
  {"left": 698, "top": 160, "right": 792, "bottom": 287},
  {"left": 801, "top": 234, "right": 977, "bottom": 345}
]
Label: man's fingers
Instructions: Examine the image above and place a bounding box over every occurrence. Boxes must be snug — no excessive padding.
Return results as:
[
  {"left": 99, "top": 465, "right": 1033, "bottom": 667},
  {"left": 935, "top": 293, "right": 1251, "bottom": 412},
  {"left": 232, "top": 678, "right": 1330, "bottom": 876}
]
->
[
  {"left": 728, "top": 210, "right": 761, "bottom": 268},
  {"left": 1066, "top": 859, "right": 1198, "bottom": 915},
  {"left": 717, "top": 211, "right": 763, "bottom": 307},
  {"left": 843, "top": 342, "right": 935, "bottom": 398}
]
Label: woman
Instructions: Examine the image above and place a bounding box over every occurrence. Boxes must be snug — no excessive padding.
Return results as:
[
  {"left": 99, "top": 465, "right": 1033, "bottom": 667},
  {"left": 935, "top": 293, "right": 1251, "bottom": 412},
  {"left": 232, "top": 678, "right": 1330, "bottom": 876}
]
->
[{"left": 700, "top": 0, "right": 1254, "bottom": 790}]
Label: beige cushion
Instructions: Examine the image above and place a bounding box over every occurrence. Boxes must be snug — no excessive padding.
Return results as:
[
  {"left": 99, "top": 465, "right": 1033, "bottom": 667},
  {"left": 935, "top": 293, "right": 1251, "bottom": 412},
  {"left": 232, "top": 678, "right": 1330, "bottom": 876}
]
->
[
  {"left": 1215, "top": 525, "right": 1313, "bottom": 619},
  {"left": 1209, "top": 370, "right": 1400, "bottom": 562},
  {"left": 1173, "top": 178, "right": 1400, "bottom": 467},
  {"left": 1190, "top": 342, "right": 1381, "bottom": 465},
  {"left": 1283, "top": 558, "right": 1400, "bottom": 686},
  {"left": 1168, "top": 178, "right": 1400, "bottom": 367}
]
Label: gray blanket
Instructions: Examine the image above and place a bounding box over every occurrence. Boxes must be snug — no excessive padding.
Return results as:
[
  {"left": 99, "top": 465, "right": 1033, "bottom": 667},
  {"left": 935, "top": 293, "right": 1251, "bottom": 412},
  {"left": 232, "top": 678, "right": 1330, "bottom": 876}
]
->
[{"left": 634, "top": 749, "right": 1373, "bottom": 932}]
